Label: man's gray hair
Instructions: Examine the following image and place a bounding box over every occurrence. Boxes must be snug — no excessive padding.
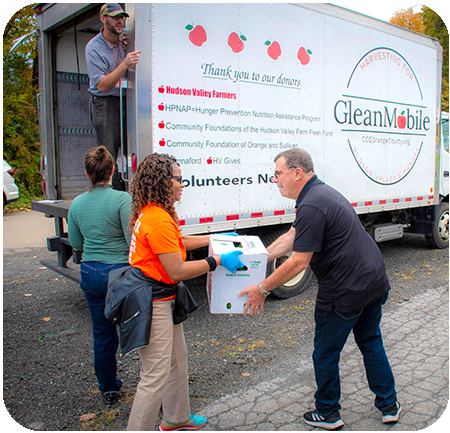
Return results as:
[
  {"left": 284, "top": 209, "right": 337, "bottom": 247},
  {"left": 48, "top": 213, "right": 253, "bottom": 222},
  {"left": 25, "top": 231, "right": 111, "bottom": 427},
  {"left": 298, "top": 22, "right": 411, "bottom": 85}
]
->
[{"left": 274, "top": 149, "right": 314, "bottom": 174}]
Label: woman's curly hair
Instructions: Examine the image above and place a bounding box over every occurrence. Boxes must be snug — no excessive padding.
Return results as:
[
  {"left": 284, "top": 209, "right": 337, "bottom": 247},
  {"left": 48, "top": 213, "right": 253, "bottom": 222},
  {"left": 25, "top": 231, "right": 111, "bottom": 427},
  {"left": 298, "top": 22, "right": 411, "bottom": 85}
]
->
[{"left": 129, "top": 153, "right": 180, "bottom": 229}]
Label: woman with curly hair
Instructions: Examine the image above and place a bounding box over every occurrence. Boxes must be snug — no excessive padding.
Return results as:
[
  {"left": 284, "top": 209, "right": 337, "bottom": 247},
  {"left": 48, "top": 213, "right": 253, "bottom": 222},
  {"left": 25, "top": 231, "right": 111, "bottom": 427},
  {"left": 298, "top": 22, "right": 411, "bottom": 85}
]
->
[{"left": 126, "top": 153, "right": 244, "bottom": 431}]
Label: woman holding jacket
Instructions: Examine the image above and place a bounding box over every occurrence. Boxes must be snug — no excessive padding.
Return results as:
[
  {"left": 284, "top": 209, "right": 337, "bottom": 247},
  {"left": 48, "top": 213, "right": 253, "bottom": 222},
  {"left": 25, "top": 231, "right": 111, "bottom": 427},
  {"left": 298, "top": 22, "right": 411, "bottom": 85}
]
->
[{"left": 126, "top": 153, "right": 243, "bottom": 431}]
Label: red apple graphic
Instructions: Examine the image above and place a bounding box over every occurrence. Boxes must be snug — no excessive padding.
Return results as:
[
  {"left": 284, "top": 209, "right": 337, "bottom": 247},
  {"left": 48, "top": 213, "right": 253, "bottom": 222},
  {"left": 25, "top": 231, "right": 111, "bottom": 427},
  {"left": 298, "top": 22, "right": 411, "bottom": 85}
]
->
[
  {"left": 266, "top": 40, "right": 281, "bottom": 60},
  {"left": 158, "top": 103, "right": 164, "bottom": 111},
  {"left": 186, "top": 24, "right": 207, "bottom": 47},
  {"left": 158, "top": 86, "right": 165, "bottom": 94},
  {"left": 158, "top": 121, "right": 165, "bottom": 129},
  {"left": 398, "top": 111, "right": 406, "bottom": 129},
  {"left": 298, "top": 47, "right": 312, "bottom": 65},
  {"left": 159, "top": 139, "right": 166, "bottom": 147},
  {"left": 228, "top": 32, "right": 246, "bottom": 53},
  {"left": 207, "top": 157, "right": 213, "bottom": 165}
]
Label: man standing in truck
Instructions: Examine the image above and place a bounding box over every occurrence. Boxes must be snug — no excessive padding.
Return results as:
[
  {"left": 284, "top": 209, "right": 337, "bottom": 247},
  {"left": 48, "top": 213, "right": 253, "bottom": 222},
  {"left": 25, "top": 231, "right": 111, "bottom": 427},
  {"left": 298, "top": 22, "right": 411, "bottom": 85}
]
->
[
  {"left": 238, "top": 148, "right": 401, "bottom": 430},
  {"left": 85, "top": 3, "right": 141, "bottom": 190}
]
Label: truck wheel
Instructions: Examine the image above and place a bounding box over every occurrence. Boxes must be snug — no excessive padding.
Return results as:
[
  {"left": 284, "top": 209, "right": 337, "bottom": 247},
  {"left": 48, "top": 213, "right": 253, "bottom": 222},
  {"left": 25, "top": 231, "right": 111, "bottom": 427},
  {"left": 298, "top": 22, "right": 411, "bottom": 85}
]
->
[
  {"left": 426, "top": 201, "right": 449, "bottom": 249},
  {"left": 262, "top": 227, "right": 313, "bottom": 299}
]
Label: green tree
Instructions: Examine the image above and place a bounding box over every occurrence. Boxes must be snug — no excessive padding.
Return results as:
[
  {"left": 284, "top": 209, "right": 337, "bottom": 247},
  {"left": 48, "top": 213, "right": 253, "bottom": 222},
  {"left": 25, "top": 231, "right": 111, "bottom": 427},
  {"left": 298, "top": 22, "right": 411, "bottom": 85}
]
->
[
  {"left": 422, "top": 6, "right": 449, "bottom": 112},
  {"left": 3, "top": 5, "right": 41, "bottom": 197}
]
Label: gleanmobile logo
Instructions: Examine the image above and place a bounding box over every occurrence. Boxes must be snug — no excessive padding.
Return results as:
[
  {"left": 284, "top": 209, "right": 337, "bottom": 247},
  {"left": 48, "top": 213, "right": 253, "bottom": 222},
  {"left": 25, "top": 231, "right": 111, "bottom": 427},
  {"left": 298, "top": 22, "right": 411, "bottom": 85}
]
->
[
  {"left": 335, "top": 48, "right": 430, "bottom": 185},
  {"left": 334, "top": 102, "right": 430, "bottom": 132}
]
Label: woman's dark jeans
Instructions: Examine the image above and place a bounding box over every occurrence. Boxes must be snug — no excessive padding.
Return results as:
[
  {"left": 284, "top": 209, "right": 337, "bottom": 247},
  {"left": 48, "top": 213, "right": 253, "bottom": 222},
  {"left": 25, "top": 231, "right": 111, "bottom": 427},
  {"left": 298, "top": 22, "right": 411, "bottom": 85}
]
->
[
  {"left": 313, "top": 292, "right": 396, "bottom": 414},
  {"left": 80, "top": 262, "right": 127, "bottom": 393}
]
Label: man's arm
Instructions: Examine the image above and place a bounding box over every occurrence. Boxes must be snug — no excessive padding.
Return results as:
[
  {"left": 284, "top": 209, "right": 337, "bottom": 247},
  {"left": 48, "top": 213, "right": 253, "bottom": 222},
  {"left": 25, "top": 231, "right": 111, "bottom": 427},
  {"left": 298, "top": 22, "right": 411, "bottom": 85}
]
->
[
  {"left": 238, "top": 251, "right": 313, "bottom": 316},
  {"left": 96, "top": 50, "right": 142, "bottom": 92},
  {"left": 266, "top": 226, "right": 296, "bottom": 261}
]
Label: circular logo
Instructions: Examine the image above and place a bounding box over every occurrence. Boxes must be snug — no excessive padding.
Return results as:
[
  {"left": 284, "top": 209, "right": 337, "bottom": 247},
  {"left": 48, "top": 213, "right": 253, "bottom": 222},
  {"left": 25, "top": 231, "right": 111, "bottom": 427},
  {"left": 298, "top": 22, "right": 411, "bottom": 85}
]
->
[{"left": 334, "top": 48, "right": 431, "bottom": 185}]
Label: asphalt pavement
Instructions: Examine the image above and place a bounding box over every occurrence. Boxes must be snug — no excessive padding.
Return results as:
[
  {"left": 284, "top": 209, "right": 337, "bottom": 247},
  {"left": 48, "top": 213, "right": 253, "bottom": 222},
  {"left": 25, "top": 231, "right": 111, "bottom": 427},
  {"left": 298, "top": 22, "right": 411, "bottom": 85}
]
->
[
  {"left": 2, "top": 209, "right": 56, "bottom": 251},
  {"left": 196, "top": 285, "right": 449, "bottom": 431},
  {"left": 2, "top": 210, "right": 449, "bottom": 431}
]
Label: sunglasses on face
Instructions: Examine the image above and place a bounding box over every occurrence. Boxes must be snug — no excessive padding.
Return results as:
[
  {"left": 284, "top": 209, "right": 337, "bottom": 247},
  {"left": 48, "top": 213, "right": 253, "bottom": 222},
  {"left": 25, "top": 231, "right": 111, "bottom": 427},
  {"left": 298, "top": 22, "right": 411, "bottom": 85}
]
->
[{"left": 169, "top": 175, "right": 183, "bottom": 184}]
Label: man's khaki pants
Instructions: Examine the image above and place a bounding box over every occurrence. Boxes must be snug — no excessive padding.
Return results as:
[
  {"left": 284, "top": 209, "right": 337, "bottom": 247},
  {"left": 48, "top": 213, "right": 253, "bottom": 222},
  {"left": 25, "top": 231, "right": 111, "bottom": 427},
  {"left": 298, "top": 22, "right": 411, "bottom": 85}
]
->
[{"left": 127, "top": 300, "right": 190, "bottom": 431}]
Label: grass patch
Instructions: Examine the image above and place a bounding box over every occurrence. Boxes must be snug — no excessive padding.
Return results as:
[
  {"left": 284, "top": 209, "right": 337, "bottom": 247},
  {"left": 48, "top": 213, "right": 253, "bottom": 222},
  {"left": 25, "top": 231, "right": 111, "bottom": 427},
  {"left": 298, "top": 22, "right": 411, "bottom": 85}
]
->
[{"left": 4, "top": 194, "right": 43, "bottom": 212}]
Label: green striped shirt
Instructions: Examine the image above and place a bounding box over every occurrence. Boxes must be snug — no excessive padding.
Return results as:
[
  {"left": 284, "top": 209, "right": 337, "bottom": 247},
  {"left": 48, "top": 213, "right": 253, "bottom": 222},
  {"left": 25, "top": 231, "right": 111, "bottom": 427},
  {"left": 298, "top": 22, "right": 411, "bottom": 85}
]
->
[{"left": 68, "top": 185, "right": 132, "bottom": 264}]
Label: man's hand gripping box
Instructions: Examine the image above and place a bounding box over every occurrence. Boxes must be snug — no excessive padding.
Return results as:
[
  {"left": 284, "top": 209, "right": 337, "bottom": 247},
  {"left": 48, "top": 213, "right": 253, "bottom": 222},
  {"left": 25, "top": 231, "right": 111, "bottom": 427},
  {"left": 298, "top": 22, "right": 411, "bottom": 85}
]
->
[{"left": 207, "top": 235, "right": 268, "bottom": 314}]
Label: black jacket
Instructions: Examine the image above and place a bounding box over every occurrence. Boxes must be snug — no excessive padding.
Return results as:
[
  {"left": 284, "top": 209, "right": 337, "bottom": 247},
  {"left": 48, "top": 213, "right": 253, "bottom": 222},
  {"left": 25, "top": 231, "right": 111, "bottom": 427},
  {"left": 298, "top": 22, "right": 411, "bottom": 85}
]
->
[{"left": 105, "top": 265, "right": 198, "bottom": 355}]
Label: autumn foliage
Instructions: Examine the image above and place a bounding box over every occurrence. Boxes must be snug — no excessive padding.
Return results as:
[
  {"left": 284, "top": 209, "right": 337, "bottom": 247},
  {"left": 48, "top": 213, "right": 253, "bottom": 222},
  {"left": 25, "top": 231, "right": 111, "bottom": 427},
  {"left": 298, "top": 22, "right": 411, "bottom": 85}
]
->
[{"left": 390, "top": 7, "right": 448, "bottom": 112}]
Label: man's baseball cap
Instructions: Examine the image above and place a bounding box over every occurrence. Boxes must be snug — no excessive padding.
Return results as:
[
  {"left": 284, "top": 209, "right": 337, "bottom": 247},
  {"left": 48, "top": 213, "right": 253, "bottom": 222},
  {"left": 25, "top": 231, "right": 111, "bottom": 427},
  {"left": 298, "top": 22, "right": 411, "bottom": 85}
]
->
[{"left": 100, "top": 3, "right": 129, "bottom": 18}]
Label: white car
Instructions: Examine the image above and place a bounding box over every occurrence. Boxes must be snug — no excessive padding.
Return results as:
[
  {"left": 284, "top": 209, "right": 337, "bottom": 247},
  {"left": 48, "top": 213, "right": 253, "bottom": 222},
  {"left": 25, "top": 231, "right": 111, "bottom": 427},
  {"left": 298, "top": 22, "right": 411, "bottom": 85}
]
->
[{"left": 3, "top": 160, "right": 19, "bottom": 207}]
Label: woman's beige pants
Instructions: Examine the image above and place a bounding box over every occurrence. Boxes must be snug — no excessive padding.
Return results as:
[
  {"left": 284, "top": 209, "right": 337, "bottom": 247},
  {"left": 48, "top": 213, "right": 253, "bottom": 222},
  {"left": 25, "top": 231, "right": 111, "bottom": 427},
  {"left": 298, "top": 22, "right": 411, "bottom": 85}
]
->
[{"left": 127, "top": 300, "right": 191, "bottom": 431}]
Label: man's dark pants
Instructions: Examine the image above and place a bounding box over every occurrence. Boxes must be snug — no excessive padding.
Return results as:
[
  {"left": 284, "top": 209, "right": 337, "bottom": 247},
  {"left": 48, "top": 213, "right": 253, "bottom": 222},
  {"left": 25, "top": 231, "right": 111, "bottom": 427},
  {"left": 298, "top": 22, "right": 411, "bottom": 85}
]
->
[
  {"left": 90, "top": 95, "right": 127, "bottom": 191},
  {"left": 312, "top": 292, "right": 397, "bottom": 414}
]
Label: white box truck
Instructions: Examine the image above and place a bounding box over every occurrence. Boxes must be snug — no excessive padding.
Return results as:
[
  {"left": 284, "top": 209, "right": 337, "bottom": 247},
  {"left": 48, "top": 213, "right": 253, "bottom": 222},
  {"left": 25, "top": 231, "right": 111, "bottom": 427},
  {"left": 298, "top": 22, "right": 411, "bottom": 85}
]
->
[{"left": 32, "top": 3, "right": 448, "bottom": 298}]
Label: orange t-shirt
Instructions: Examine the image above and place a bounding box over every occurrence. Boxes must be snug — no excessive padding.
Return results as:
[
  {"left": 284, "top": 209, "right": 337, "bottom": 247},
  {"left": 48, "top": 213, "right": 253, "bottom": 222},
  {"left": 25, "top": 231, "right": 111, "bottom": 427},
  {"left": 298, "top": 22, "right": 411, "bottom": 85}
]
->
[{"left": 129, "top": 204, "right": 186, "bottom": 288}]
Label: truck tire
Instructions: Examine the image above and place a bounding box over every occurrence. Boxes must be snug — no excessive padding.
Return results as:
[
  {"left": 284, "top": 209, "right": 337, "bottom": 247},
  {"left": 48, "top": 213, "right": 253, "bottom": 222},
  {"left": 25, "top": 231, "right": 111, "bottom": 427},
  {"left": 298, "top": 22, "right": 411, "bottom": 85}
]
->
[
  {"left": 426, "top": 201, "right": 449, "bottom": 249},
  {"left": 262, "top": 227, "right": 313, "bottom": 299}
]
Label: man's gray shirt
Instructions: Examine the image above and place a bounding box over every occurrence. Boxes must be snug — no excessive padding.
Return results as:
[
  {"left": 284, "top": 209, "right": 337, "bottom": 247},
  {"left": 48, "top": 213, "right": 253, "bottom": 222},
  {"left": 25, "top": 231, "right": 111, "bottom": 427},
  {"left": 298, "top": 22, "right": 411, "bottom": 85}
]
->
[{"left": 85, "top": 30, "right": 126, "bottom": 97}]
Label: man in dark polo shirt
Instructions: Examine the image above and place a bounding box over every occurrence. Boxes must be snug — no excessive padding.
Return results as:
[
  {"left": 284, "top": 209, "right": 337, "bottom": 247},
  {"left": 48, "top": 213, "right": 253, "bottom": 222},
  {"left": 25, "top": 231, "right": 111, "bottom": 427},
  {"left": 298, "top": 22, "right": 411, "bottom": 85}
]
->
[{"left": 239, "top": 148, "right": 401, "bottom": 430}]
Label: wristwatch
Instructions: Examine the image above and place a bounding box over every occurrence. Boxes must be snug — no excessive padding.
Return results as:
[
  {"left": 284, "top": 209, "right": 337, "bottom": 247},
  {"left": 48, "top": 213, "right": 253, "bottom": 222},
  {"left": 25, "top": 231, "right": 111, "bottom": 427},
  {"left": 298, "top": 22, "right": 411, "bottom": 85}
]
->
[{"left": 258, "top": 283, "right": 270, "bottom": 297}]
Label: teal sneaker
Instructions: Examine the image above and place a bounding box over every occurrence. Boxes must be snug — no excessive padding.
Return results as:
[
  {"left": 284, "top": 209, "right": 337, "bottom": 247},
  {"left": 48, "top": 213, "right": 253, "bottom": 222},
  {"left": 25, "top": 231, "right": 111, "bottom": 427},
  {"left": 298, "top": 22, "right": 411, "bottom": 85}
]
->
[{"left": 159, "top": 414, "right": 207, "bottom": 431}]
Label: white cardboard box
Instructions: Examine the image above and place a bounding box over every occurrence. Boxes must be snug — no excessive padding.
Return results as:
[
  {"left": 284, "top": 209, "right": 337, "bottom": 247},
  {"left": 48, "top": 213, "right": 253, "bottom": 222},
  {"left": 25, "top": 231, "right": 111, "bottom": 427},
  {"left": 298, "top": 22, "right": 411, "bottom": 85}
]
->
[{"left": 207, "top": 235, "right": 268, "bottom": 314}]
